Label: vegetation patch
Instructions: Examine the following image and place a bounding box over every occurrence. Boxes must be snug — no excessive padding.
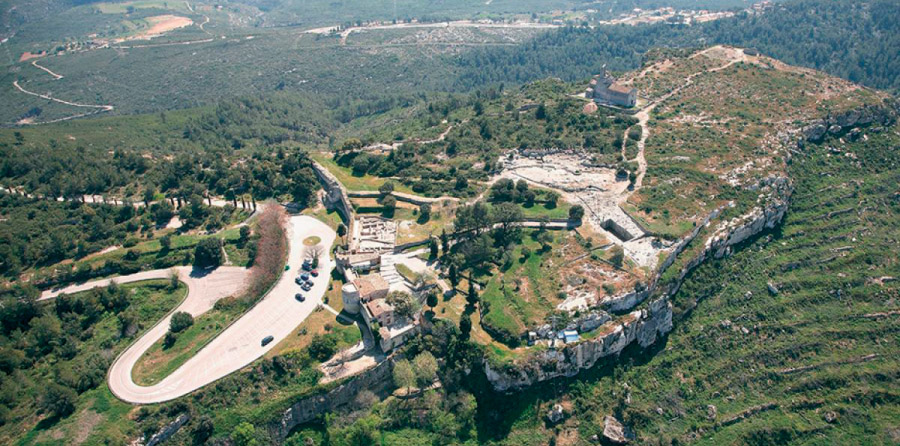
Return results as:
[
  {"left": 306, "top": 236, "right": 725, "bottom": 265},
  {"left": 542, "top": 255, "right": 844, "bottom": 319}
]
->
[{"left": 131, "top": 307, "right": 239, "bottom": 386}]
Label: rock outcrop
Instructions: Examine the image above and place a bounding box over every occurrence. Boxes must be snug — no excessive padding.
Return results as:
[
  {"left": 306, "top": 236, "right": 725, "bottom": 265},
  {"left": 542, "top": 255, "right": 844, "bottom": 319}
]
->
[
  {"left": 546, "top": 404, "right": 565, "bottom": 424},
  {"left": 145, "top": 413, "right": 190, "bottom": 446},
  {"left": 265, "top": 358, "right": 395, "bottom": 443},
  {"left": 484, "top": 174, "right": 791, "bottom": 392},
  {"left": 486, "top": 297, "right": 672, "bottom": 392},
  {"left": 602, "top": 415, "right": 634, "bottom": 444},
  {"left": 801, "top": 102, "right": 898, "bottom": 143}
]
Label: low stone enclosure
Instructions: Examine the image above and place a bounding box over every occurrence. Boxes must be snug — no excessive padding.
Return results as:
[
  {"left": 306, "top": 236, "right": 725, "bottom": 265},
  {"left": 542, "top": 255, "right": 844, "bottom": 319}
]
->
[{"left": 352, "top": 215, "right": 397, "bottom": 253}]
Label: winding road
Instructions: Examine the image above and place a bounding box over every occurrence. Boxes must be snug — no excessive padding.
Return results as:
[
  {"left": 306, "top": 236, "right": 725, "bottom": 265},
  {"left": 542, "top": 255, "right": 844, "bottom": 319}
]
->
[{"left": 39, "top": 215, "right": 336, "bottom": 404}]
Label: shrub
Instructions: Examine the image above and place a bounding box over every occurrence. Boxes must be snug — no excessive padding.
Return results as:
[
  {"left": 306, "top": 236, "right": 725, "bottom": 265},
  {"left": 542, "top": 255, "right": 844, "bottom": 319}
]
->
[
  {"left": 231, "top": 422, "right": 258, "bottom": 446},
  {"left": 381, "top": 195, "right": 397, "bottom": 210},
  {"left": 170, "top": 311, "right": 193, "bottom": 333},
  {"left": 569, "top": 205, "right": 585, "bottom": 221},
  {"left": 193, "top": 238, "right": 224, "bottom": 268},
  {"left": 627, "top": 126, "right": 642, "bottom": 141},
  {"left": 308, "top": 334, "right": 337, "bottom": 361},
  {"left": 39, "top": 383, "right": 77, "bottom": 419},
  {"left": 163, "top": 332, "right": 177, "bottom": 349},
  {"left": 160, "top": 234, "right": 172, "bottom": 251},
  {"left": 609, "top": 246, "right": 625, "bottom": 269},
  {"left": 239, "top": 226, "right": 251, "bottom": 245}
]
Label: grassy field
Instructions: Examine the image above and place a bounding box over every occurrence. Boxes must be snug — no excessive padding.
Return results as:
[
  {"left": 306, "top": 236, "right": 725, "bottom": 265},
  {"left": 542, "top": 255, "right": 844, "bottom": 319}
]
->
[
  {"left": 396, "top": 209, "right": 450, "bottom": 244},
  {"left": 311, "top": 153, "right": 415, "bottom": 194},
  {"left": 514, "top": 200, "right": 571, "bottom": 220},
  {"left": 303, "top": 206, "right": 346, "bottom": 232},
  {"left": 477, "top": 230, "right": 566, "bottom": 346},
  {"left": 93, "top": 0, "right": 191, "bottom": 14}
]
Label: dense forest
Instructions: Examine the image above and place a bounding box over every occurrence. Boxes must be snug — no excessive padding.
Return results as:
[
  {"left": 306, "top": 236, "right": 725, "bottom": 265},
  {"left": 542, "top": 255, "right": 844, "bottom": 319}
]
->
[{"left": 454, "top": 0, "right": 900, "bottom": 93}]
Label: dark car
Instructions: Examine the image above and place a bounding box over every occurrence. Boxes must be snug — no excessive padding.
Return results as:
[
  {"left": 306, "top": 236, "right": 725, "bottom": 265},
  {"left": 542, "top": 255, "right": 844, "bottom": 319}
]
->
[
  {"left": 310, "top": 270, "right": 319, "bottom": 277},
  {"left": 294, "top": 293, "right": 305, "bottom": 302},
  {"left": 261, "top": 335, "right": 274, "bottom": 346},
  {"left": 301, "top": 282, "right": 312, "bottom": 291},
  {"left": 302, "top": 261, "right": 312, "bottom": 271},
  {"left": 295, "top": 276, "right": 303, "bottom": 285},
  {"left": 300, "top": 272, "right": 310, "bottom": 281}
]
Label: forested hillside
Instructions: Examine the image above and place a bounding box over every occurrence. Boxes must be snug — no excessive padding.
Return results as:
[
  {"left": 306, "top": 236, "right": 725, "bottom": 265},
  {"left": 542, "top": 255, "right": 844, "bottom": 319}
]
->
[{"left": 455, "top": 0, "right": 900, "bottom": 92}]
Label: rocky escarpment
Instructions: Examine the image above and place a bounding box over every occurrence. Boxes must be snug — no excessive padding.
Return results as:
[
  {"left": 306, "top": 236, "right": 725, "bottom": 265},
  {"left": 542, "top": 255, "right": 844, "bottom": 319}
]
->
[
  {"left": 484, "top": 174, "right": 793, "bottom": 392},
  {"left": 264, "top": 358, "right": 395, "bottom": 443},
  {"left": 659, "top": 175, "right": 791, "bottom": 297},
  {"left": 486, "top": 297, "right": 672, "bottom": 392},
  {"left": 800, "top": 101, "right": 898, "bottom": 144}
]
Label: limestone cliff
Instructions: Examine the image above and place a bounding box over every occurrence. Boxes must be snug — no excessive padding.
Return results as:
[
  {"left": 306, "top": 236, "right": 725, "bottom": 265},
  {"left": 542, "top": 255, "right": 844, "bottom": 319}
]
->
[
  {"left": 484, "top": 174, "right": 792, "bottom": 392},
  {"left": 486, "top": 297, "right": 672, "bottom": 392}
]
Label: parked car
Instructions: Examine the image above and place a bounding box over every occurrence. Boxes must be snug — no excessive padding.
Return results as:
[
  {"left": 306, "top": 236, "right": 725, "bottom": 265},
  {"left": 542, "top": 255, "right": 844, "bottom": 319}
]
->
[
  {"left": 301, "top": 282, "right": 312, "bottom": 291},
  {"left": 311, "top": 270, "right": 319, "bottom": 277},
  {"left": 302, "top": 261, "right": 312, "bottom": 271},
  {"left": 295, "top": 276, "right": 303, "bottom": 285},
  {"left": 300, "top": 272, "right": 310, "bottom": 281},
  {"left": 294, "top": 293, "right": 305, "bottom": 302},
  {"left": 261, "top": 335, "right": 274, "bottom": 346}
]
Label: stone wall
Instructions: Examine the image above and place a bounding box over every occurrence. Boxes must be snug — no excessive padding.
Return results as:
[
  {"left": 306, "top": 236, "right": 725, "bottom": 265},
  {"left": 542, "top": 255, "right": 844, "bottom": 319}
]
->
[
  {"left": 311, "top": 161, "right": 354, "bottom": 229},
  {"left": 347, "top": 190, "right": 458, "bottom": 206}
]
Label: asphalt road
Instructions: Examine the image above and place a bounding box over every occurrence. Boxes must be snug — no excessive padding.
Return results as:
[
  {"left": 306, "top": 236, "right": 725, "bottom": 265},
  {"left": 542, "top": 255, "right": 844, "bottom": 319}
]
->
[{"left": 107, "top": 215, "right": 336, "bottom": 404}]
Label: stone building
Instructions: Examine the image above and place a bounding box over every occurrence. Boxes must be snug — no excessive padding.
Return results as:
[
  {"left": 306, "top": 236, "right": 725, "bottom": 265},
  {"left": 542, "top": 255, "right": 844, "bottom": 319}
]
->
[
  {"left": 355, "top": 274, "right": 390, "bottom": 302},
  {"left": 364, "top": 299, "right": 395, "bottom": 327},
  {"left": 587, "top": 71, "right": 637, "bottom": 108},
  {"left": 342, "top": 273, "right": 390, "bottom": 316}
]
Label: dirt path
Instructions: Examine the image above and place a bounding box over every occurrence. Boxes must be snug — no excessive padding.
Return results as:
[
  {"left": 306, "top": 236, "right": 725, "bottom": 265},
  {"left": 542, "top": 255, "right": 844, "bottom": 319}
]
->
[
  {"left": 31, "top": 60, "right": 63, "bottom": 80},
  {"left": 112, "top": 37, "right": 214, "bottom": 49},
  {"left": 420, "top": 122, "right": 456, "bottom": 144},
  {"left": 304, "top": 20, "right": 559, "bottom": 45},
  {"left": 620, "top": 45, "right": 748, "bottom": 194},
  {"left": 12, "top": 80, "right": 114, "bottom": 124}
]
